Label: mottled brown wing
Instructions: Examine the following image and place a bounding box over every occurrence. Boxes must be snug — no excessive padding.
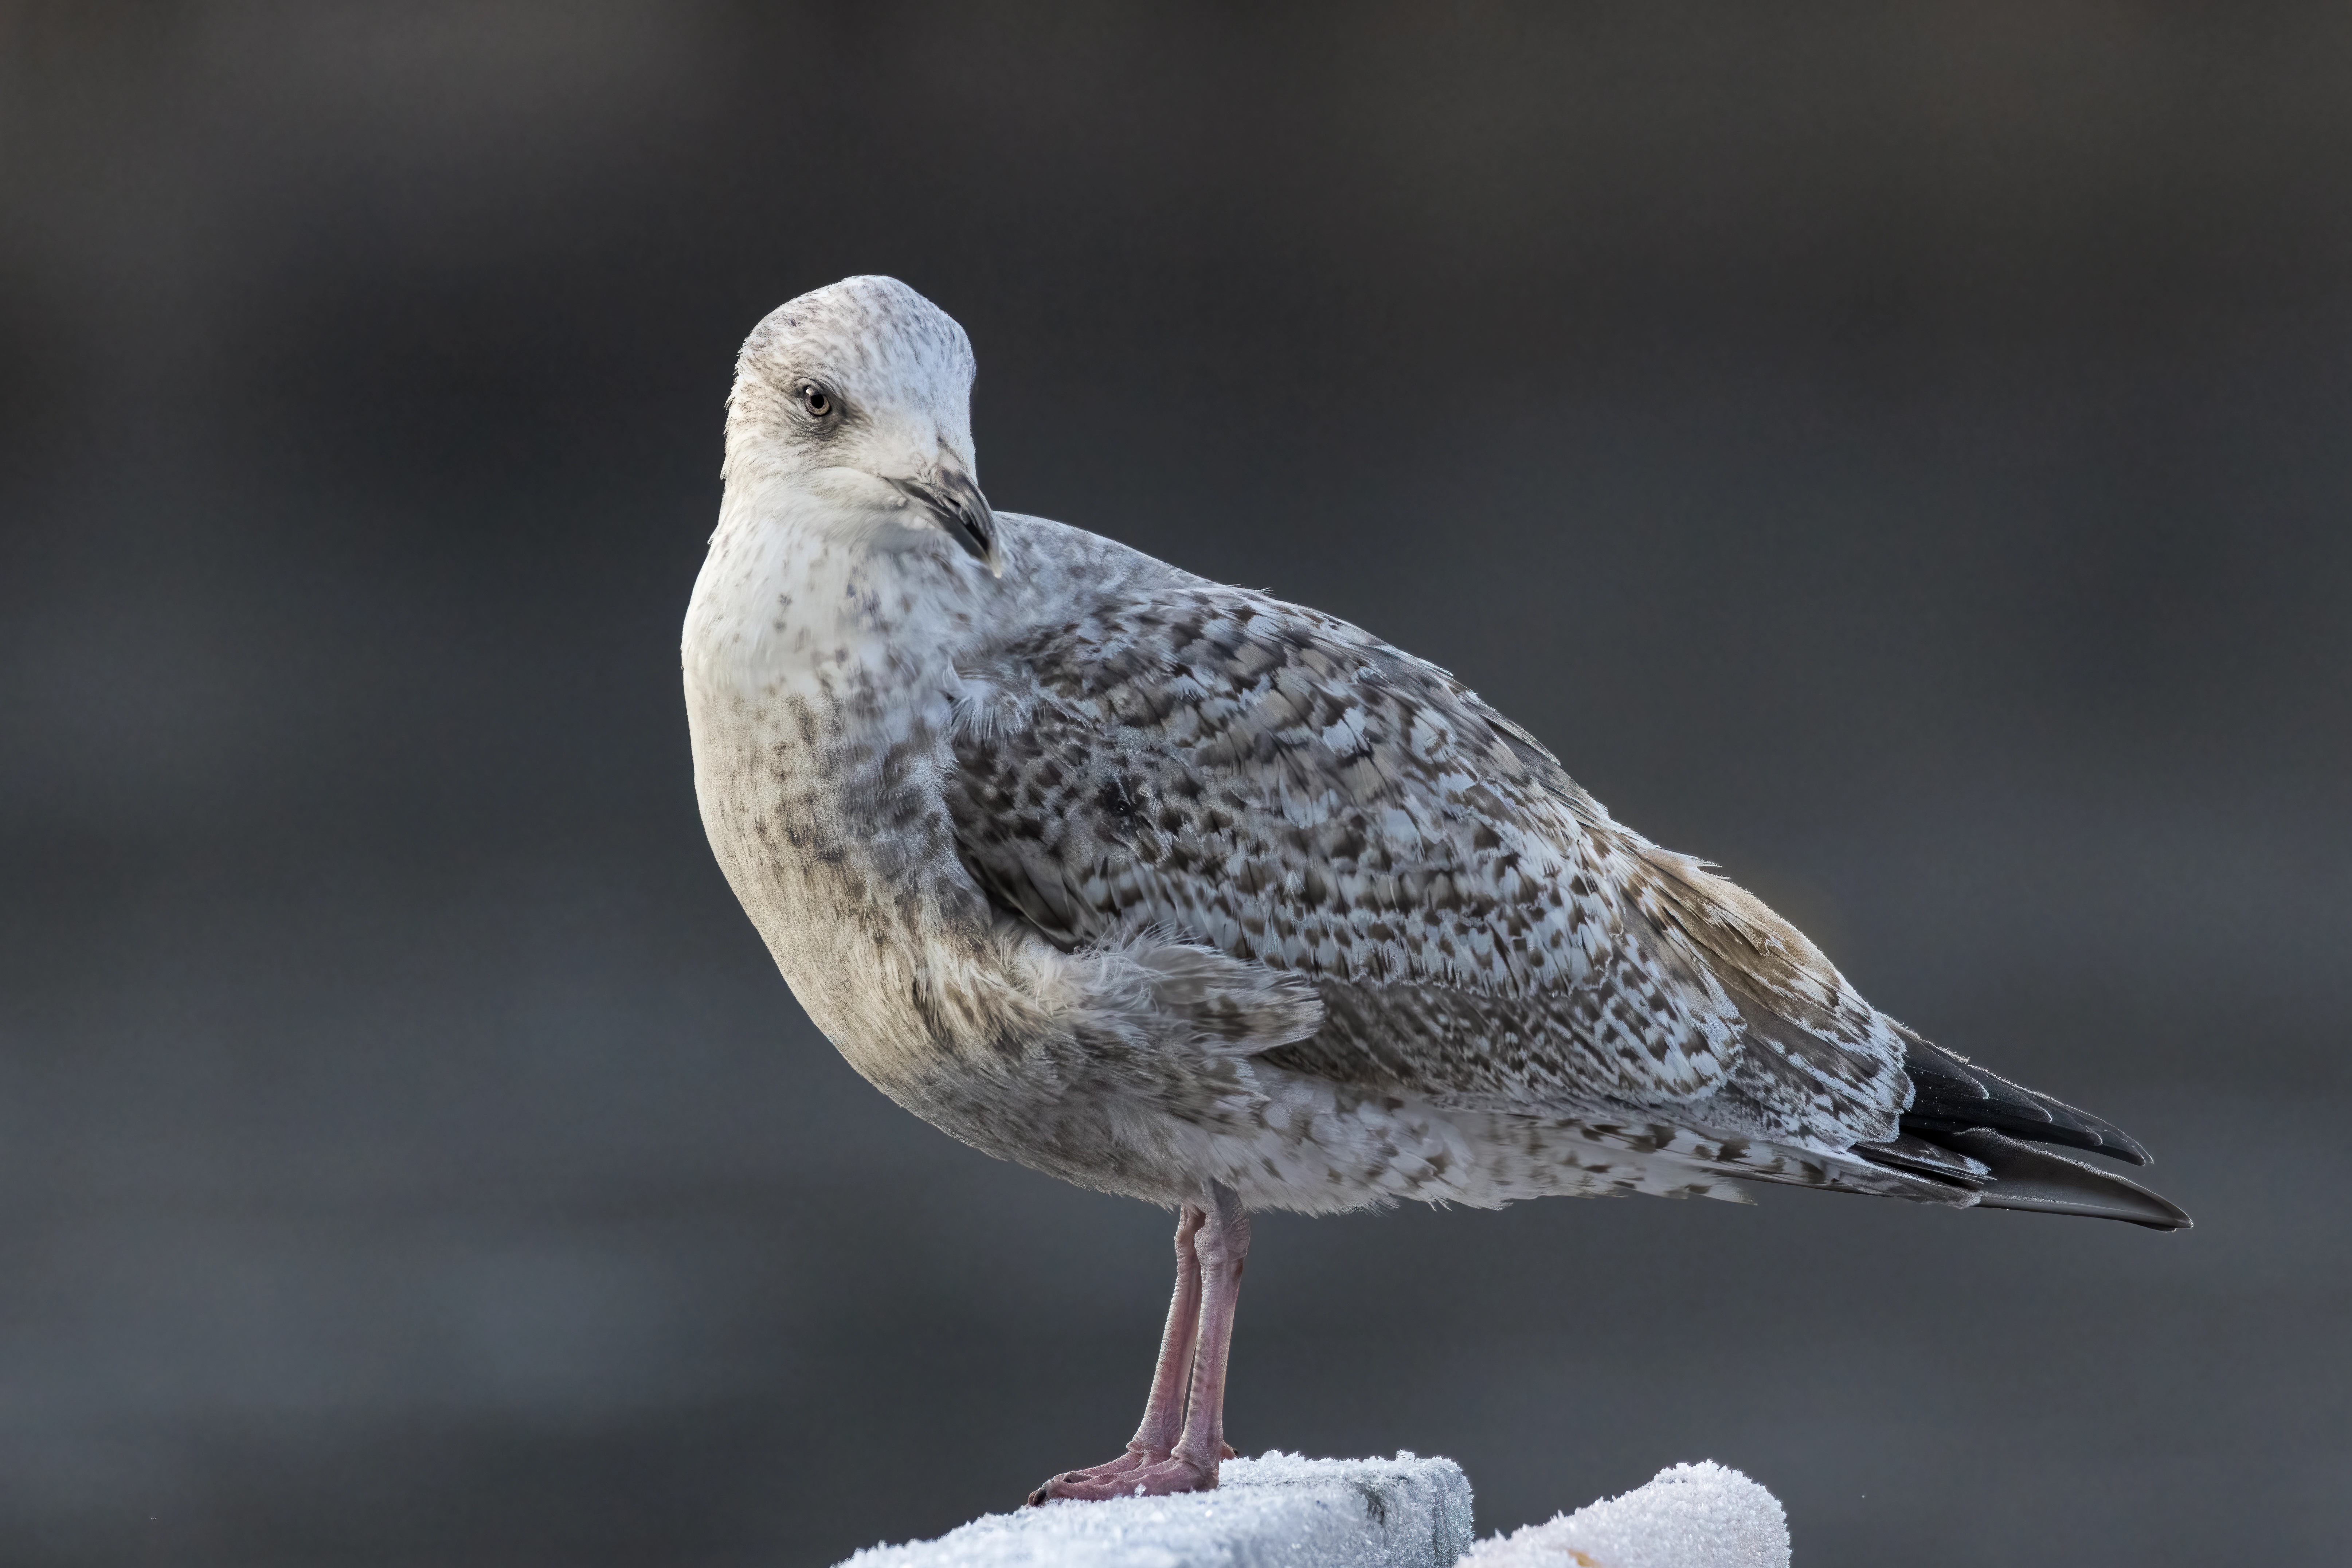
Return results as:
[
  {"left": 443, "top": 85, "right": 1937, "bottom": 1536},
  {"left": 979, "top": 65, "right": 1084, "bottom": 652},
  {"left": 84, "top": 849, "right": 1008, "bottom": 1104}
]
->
[{"left": 944, "top": 582, "right": 1774, "bottom": 1111}]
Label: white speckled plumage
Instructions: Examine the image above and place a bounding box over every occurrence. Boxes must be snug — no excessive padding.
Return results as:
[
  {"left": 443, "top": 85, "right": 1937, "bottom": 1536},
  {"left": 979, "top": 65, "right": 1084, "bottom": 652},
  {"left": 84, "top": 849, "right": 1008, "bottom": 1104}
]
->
[
  {"left": 684, "top": 276, "right": 2186, "bottom": 1503},
  {"left": 683, "top": 276, "right": 2188, "bottom": 1234}
]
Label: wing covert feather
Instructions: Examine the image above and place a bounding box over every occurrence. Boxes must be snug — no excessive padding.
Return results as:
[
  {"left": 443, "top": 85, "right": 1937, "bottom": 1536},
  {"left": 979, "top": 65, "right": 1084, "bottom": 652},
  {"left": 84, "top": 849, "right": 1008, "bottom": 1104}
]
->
[{"left": 945, "top": 578, "right": 1906, "bottom": 1137}]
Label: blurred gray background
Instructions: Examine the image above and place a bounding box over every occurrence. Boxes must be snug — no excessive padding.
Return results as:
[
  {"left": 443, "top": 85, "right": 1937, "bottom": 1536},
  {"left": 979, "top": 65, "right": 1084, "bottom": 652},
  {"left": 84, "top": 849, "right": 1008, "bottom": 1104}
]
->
[{"left": 1, "top": 3, "right": 2347, "bottom": 1564}]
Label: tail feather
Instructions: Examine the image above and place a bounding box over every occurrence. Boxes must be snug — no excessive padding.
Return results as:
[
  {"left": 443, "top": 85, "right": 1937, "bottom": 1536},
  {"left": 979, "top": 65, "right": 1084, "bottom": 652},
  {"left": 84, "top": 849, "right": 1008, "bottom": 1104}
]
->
[
  {"left": 1848, "top": 1131, "right": 1991, "bottom": 1184},
  {"left": 1933, "top": 1128, "right": 2191, "bottom": 1231},
  {"left": 1844, "top": 1027, "right": 2191, "bottom": 1231}
]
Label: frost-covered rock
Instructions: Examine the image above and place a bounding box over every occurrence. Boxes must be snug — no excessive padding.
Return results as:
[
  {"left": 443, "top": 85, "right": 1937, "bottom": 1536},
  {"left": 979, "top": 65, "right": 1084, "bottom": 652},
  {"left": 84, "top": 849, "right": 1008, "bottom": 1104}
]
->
[
  {"left": 1462, "top": 1462, "right": 1788, "bottom": 1568},
  {"left": 834, "top": 1453, "right": 1786, "bottom": 1568},
  {"left": 835, "top": 1451, "right": 1475, "bottom": 1568}
]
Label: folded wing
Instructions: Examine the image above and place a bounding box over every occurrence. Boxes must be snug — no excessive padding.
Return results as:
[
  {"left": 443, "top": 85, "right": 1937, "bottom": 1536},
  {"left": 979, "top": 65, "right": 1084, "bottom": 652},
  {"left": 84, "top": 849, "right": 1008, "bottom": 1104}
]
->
[{"left": 944, "top": 578, "right": 1912, "bottom": 1151}]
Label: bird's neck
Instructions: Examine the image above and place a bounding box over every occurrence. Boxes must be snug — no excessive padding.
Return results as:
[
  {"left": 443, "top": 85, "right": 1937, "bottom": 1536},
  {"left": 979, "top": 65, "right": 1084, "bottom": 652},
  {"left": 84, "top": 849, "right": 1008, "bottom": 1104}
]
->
[{"left": 684, "top": 479, "right": 973, "bottom": 699}]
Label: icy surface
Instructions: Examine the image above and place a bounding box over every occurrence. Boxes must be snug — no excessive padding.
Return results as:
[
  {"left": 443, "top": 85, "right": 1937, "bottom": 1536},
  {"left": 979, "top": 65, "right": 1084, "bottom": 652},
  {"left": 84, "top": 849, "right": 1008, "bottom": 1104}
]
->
[
  {"left": 835, "top": 1451, "right": 1475, "bottom": 1568},
  {"left": 1461, "top": 1462, "right": 1789, "bottom": 1568}
]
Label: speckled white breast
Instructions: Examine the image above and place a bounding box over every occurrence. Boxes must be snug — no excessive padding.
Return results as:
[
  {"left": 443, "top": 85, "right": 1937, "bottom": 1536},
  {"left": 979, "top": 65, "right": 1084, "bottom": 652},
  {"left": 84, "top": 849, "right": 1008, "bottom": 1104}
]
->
[{"left": 682, "top": 497, "right": 1777, "bottom": 1215}]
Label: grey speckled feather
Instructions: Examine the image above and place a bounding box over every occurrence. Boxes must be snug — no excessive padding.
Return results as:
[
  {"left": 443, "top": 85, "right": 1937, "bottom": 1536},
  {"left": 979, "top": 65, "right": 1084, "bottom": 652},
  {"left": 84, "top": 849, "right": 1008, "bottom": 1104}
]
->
[{"left": 682, "top": 275, "right": 2188, "bottom": 1234}]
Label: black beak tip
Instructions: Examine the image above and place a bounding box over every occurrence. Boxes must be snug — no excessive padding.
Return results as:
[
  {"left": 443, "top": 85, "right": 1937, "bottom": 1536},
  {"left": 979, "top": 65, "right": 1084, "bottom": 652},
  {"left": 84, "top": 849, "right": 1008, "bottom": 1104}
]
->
[{"left": 893, "top": 472, "right": 1001, "bottom": 575}]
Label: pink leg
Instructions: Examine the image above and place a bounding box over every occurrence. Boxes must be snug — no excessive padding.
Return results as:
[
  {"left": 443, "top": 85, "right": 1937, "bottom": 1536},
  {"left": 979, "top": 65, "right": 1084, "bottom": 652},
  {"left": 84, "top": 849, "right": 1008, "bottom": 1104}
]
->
[
  {"left": 1028, "top": 1184, "right": 1251, "bottom": 1504},
  {"left": 1167, "top": 1181, "right": 1249, "bottom": 1477},
  {"left": 1129, "top": 1203, "right": 1210, "bottom": 1459},
  {"left": 1028, "top": 1204, "right": 1205, "bottom": 1502}
]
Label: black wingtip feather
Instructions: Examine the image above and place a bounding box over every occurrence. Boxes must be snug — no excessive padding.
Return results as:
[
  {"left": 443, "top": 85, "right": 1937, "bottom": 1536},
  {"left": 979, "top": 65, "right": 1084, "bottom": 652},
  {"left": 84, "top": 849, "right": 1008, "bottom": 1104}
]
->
[
  {"left": 1862, "top": 1029, "right": 2191, "bottom": 1228},
  {"left": 1894, "top": 1027, "right": 2154, "bottom": 1166}
]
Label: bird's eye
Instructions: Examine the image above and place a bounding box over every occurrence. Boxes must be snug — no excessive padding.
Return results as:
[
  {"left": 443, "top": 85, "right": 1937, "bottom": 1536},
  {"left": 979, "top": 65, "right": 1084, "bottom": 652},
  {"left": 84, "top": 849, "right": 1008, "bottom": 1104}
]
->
[{"left": 799, "top": 385, "right": 833, "bottom": 418}]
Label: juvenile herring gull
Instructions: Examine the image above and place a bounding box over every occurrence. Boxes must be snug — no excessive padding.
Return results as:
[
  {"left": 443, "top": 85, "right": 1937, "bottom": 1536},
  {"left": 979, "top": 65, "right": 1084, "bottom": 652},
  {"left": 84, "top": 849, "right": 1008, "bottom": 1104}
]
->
[{"left": 681, "top": 276, "right": 2189, "bottom": 1506}]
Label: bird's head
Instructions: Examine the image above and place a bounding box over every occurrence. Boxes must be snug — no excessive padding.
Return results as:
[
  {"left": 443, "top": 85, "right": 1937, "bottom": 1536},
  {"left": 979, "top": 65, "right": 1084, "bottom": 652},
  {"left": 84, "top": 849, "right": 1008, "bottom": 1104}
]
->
[{"left": 723, "top": 275, "right": 1000, "bottom": 576}]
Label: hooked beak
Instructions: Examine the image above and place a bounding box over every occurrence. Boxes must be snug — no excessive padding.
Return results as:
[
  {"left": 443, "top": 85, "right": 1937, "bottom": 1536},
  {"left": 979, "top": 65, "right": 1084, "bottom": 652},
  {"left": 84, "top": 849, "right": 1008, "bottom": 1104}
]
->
[{"left": 886, "top": 468, "right": 1002, "bottom": 578}]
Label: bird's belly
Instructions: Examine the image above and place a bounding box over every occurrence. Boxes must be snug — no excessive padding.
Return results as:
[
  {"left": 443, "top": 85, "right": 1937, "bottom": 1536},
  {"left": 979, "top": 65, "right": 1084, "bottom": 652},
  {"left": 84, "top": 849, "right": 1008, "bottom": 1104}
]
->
[{"left": 683, "top": 657, "right": 1753, "bottom": 1214}]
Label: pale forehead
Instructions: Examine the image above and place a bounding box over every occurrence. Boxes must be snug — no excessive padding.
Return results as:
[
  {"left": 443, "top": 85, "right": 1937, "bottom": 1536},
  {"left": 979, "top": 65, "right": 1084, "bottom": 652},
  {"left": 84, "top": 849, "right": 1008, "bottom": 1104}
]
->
[{"left": 740, "top": 275, "right": 973, "bottom": 402}]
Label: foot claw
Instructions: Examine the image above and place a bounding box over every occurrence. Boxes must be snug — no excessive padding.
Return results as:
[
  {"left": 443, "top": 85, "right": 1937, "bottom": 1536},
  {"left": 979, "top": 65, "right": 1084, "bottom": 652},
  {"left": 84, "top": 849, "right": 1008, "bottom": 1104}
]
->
[{"left": 1027, "top": 1452, "right": 1220, "bottom": 1504}]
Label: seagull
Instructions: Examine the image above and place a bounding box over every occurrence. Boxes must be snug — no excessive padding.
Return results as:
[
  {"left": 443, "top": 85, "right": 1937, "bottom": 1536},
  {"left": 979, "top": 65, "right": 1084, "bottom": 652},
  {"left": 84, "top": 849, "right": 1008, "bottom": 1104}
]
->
[{"left": 681, "top": 275, "right": 2189, "bottom": 1508}]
